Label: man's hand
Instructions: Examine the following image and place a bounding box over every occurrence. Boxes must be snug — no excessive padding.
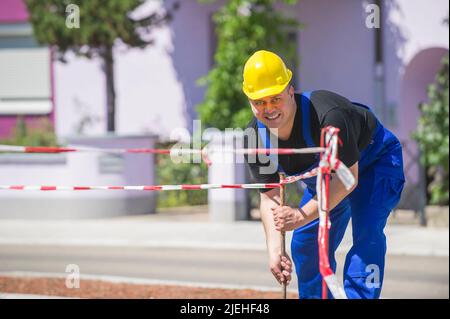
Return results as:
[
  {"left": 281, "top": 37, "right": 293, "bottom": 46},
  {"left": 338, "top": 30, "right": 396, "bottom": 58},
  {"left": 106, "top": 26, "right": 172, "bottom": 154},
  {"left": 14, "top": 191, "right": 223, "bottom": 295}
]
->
[
  {"left": 269, "top": 252, "right": 293, "bottom": 285},
  {"left": 271, "top": 206, "right": 303, "bottom": 231}
]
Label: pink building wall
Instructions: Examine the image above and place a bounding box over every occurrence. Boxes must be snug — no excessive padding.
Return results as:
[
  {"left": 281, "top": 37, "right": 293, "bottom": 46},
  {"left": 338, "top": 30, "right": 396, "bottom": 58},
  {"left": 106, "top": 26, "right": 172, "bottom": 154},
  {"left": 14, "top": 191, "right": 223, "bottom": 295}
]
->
[
  {"left": 0, "top": 0, "right": 28, "bottom": 22},
  {"left": 0, "top": 0, "right": 55, "bottom": 140}
]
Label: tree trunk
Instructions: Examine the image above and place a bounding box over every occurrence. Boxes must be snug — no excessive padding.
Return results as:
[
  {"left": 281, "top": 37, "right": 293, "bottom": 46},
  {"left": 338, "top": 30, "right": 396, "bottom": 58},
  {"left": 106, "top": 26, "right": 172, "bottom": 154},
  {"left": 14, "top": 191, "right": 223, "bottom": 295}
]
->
[{"left": 103, "top": 46, "right": 116, "bottom": 133}]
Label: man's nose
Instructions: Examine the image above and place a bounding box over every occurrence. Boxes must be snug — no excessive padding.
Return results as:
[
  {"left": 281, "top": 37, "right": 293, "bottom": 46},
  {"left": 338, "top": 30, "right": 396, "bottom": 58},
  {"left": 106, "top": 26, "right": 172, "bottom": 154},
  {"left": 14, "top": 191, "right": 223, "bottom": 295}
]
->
[{"left": 265, "top": 103, "right": 277, "bottom": 112}]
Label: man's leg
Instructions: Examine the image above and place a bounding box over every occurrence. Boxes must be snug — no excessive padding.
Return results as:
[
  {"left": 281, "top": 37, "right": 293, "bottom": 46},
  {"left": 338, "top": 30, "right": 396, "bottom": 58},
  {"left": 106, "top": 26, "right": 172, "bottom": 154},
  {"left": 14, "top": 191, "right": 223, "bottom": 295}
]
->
[
  {"left": 291, "top": 188, "right": 351, "bottom": 299},
  {"left": 344, "top": 165, "right": 404, "bottom": 299}
]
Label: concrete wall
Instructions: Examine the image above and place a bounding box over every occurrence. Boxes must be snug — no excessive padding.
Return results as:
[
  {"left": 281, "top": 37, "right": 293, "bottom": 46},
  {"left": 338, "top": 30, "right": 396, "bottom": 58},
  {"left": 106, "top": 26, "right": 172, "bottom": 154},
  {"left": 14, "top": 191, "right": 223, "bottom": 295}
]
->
[{"left": 0, "top": 135, "right": 157, "bottom": 219}]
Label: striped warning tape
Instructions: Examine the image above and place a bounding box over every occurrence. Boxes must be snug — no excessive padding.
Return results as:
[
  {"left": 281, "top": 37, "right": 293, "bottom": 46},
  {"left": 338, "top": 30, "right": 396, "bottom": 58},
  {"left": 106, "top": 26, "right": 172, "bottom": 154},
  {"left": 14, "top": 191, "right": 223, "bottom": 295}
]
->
[
  {"left": 0, "top": 169, "right": 318, "bottom": 192},
  {"left": 0, "top": 183, "right": 277, "bottom": 191},
  {"left": 0, "top": 144, "right": 325, "bottom": 156}
]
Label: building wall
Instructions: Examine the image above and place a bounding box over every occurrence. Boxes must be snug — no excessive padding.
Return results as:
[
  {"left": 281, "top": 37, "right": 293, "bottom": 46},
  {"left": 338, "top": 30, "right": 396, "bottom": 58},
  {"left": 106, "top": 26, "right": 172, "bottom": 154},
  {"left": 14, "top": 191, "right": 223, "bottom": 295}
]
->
[
  {"left": 53, "top": 53, "right": 106, "bottom": 138},
  {"left": 0, "top": 0, "right": 54, "bottom": 140},
  {"left": 0, "top": 0, "right": 28, "bottom": 22},
  {"left": 384, "top": 0, "right": 449, "bottom": 139},
  {"left": 54, "top": 0, "right": 221, "bottom": 140},
  {"left": 383, "top": 0, "right": 448, "bottom": 191},
  {"left": 294, "top": 0, "right": 375, "bottom": 107}
]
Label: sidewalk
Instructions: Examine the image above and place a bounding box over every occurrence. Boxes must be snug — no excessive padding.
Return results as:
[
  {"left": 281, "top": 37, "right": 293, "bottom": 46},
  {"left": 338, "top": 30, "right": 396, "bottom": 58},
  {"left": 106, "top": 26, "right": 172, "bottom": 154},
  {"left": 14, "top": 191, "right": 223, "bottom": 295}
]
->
[{"left": 0, "top": 208, "right": 448, "bottom": 256}]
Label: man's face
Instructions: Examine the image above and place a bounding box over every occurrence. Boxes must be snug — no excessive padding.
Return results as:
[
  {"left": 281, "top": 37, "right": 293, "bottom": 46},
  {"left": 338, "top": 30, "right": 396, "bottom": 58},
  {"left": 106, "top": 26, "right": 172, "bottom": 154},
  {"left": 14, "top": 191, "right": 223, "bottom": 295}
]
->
[{"left": 249, "top": 86, "right": 296, "bottom": 130}]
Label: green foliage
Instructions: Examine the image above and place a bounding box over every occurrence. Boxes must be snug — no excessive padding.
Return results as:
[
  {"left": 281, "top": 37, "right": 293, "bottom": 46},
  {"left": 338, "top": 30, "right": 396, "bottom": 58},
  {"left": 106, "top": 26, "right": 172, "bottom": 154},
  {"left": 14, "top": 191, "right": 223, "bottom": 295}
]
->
[
  {"left": 155, "top": 142, "right": 208, "bottom": 208},
  {"left": 413, "top": 55, "right": 449, "bottom": 205},
  {"left": 197, "top": 0, "right": 301, "bottom": 130},
  {"left": 25, "top": 0, "right": 175, "bottom": 58},
  {"left": 0, "top": 116, "right": 58, "bottom": 147}
]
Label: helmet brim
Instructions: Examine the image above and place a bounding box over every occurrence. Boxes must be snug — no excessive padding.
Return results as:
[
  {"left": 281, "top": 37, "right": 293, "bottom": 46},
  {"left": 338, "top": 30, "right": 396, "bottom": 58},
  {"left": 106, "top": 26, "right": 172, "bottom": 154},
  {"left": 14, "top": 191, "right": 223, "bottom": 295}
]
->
[{"left": 243, "top": 69, "right": 292, "bottom": 100}]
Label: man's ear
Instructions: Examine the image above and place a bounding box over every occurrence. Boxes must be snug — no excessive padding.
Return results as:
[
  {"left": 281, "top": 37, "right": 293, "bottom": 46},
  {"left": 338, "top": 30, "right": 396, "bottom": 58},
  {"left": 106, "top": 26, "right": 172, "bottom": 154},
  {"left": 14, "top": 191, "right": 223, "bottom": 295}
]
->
[{"left": 288, "top": 85, "right": 295, "bottom": 98}]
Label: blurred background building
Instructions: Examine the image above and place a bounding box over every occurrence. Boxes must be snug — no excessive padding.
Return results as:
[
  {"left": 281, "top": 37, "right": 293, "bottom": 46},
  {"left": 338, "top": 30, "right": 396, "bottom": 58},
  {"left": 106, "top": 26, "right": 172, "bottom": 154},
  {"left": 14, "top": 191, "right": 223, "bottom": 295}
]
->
[
  {"left": 0, "top": 0, "right": 448, "bottom": 220},
  {"left": 0, "top": 1, "right": 448, "bottom": 300}
]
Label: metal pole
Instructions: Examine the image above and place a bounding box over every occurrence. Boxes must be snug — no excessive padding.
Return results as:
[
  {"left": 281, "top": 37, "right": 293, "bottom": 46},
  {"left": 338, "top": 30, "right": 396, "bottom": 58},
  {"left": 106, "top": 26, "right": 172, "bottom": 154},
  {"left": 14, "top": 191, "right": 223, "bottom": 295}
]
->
[
  {"left": 419, "top": 146, "right": 427, "bottom": 226},
  {"left": 279, "top": 172, "right": 287, "bottom": 299}
]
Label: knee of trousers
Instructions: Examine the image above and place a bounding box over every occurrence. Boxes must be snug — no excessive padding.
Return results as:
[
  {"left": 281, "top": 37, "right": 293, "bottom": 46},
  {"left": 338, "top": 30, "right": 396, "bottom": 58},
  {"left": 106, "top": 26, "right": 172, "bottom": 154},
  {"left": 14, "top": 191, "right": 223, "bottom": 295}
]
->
[
  {"left": 291, "top": 204, "right": 351, "bottom": 282},
  {"left": 344, "top": 269, "right": 384, "bottom": 299}
]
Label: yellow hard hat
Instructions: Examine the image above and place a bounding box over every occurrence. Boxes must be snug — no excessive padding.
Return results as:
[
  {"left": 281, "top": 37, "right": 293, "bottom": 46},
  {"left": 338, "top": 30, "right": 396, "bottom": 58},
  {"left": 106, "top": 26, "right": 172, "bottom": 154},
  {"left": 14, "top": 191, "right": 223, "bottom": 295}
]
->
[{"left": 242, "top": 50, "right": 293, "bottom": 100}]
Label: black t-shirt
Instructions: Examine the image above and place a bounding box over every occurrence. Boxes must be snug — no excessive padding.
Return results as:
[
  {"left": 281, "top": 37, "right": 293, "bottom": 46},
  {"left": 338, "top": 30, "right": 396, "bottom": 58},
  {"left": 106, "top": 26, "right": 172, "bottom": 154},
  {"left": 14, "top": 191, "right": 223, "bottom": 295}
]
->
[{"left": 244, "top": 90, "right": 378, "bottom": 192}]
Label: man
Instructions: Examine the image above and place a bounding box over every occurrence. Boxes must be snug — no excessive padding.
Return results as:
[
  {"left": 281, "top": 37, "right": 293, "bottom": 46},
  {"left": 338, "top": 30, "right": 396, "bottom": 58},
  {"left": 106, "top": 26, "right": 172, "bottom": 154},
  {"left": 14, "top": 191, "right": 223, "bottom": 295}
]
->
[{"left": 242, "top": 50, "right": 405, "bottom": 299}]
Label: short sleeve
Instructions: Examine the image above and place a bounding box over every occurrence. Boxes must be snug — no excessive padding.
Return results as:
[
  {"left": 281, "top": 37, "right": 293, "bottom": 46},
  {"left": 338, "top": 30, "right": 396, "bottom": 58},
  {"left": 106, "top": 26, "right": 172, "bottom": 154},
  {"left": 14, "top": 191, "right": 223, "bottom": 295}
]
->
[{"left": 322, "top": 109, "right": 359, "bottom": 167}]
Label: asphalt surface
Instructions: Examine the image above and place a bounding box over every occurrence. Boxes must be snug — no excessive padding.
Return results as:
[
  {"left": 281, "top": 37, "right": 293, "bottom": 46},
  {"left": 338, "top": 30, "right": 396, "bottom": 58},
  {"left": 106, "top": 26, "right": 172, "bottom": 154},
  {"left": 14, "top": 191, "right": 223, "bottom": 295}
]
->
[{"left": 0, "top": 244, "right": 448, "bottom": 299}]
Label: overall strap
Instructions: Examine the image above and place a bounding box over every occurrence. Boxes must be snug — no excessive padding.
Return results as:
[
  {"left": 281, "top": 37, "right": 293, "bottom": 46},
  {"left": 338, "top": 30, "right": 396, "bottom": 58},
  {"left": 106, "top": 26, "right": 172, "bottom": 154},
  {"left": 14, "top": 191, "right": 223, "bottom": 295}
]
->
[
  {"left": 300, "top": 91, "right": 316, "bottom": 148},
  {"left": 256, "top": 119, "right": 283, "bottom": 173},
  {"left": 257, "top": 120, "right": 271, "bottom": 149}
]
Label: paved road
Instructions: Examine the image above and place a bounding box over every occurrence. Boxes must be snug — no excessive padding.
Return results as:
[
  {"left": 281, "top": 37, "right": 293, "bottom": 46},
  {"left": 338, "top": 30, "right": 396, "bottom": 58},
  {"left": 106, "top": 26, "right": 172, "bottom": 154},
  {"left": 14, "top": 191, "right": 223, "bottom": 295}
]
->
[{"left": 0, "top": 244, "right": 447, "bottom": 299}]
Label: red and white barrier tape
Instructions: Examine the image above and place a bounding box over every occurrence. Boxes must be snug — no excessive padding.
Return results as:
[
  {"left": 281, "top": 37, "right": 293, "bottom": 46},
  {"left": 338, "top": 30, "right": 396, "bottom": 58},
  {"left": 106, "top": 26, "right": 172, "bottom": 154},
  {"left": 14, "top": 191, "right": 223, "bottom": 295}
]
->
[
  {"left": 0, "top": 145, "right": 326, "bottom": 167},
  {"left": 316, "top": 126, "right": 354, "bottom": 299},
  {"left": 0, "top": 169, "right": 318, "bottom": 192},
  {"left": 0, "top": 184, "right": 277, "bottom": 191},
  {"left": 0, "top": 144, "right": 325, "bottom": 156}
]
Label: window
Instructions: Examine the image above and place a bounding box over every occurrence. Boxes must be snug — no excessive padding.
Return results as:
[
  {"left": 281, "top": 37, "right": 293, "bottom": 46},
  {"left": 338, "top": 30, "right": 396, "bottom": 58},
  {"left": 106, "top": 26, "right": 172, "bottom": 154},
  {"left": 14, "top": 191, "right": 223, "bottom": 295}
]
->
[{"left": 0, "top": 23, "right": 52, "bottom": 115}]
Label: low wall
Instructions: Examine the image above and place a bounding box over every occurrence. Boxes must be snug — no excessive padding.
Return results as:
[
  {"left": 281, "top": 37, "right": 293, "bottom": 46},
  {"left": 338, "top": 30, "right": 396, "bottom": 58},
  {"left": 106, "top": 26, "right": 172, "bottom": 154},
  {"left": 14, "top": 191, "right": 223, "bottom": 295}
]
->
[{"left": 0, "top": 135, "right": 157, "bottom": 219}]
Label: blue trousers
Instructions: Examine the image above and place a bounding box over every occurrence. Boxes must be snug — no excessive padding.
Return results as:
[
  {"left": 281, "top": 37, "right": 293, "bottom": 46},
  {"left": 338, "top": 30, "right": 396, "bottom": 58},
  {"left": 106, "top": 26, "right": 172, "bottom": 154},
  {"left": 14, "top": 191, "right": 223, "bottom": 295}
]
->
[{"left": 291, "top": 124, "right": 405, "bottom": 299}]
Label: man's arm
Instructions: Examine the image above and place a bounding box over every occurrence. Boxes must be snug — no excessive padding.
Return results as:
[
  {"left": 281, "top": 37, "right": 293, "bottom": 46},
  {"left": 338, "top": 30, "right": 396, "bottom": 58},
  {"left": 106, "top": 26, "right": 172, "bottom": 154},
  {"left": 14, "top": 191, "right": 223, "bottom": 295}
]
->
[
  {"left": 260, "top": 188, "right": 293, "bottom": 284},
  {"left": 272, "top": 162, "right": 359, "bottom": 231},
  {"left": 260, "top": 188, "right": 282, "bottom": 253}
]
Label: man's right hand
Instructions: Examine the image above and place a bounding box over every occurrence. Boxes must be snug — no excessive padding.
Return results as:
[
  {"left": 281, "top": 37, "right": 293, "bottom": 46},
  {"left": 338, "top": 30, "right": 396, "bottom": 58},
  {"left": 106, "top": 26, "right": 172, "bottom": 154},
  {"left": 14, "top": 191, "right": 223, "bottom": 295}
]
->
[
  {"left": 269, "top": 252, "right": 293, "bottom": 285},
  {"left": 259, "top": 189, "right": 293, "bottom": 286}
]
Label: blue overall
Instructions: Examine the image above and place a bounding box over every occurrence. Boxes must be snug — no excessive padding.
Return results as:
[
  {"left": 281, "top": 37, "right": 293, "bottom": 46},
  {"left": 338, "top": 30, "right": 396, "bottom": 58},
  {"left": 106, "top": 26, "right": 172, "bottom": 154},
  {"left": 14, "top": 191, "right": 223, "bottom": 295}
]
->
[{"left": 257, "top": 92, "right": 405, "bottom": 299}]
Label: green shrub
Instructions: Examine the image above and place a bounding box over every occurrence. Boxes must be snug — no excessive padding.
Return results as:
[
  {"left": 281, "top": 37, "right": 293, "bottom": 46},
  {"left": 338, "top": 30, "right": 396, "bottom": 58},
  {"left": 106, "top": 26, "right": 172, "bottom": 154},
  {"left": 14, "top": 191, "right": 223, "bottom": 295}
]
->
[
  {"left": 197, "top": 0, "right": 301, "bottom": 130},
  {"left": 0, "top": 116, "right": 58, "bottom": 147},
  {"left": 413, "top": 55, "right": 449, "bottom": 205},
  {"left": 155, "top": 142, "right": 208, "bottom": 208}
]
